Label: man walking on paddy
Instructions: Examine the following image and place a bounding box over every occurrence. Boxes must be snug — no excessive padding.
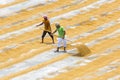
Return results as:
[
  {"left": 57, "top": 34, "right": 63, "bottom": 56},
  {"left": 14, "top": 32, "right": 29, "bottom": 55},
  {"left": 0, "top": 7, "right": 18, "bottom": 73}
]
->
[
  {"left": 52, "top": 23, "right": 67, "bottom": 52},
  {"left": 36, "top": 16, "right": 54, "bottom": 43}
]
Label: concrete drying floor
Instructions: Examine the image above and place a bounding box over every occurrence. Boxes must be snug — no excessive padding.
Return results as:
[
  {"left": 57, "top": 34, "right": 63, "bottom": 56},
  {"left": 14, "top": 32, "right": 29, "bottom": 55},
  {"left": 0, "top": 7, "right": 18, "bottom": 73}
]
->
[{"left": 0, "top": 0, "right": 120, "bottom": 80}]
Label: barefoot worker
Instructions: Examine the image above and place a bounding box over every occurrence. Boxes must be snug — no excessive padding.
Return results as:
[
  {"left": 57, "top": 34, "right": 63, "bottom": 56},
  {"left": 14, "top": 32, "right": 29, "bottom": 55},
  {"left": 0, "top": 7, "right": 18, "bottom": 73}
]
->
[
  {"left": 36, "top": 16, "right": 54, "bottom": 43},
  {"left": 52, "top": 23, "right": 67, "bottom": 52}
]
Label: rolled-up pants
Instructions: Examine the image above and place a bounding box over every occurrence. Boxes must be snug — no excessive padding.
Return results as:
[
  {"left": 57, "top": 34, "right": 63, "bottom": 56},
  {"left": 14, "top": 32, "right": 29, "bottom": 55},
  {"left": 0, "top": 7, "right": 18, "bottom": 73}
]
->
[{"left": 57, "top": 38, "right": 66, "bottom": 47}]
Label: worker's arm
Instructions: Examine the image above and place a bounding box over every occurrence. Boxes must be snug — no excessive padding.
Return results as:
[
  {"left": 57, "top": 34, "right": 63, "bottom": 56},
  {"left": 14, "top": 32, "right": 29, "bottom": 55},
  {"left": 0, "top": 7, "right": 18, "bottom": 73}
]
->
[
  {"left": 52, "top": 29, "right": 57, "bottom": 34},
  {"left": 36, "top": 22, "right": 44, "bottom": 27}
]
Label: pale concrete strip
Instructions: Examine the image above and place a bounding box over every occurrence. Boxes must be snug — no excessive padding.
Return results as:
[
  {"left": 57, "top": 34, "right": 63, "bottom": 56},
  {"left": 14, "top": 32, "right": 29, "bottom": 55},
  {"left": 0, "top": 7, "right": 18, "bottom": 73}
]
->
[
  {"left": 0, "top": 0, "right": 57, "bottom": 17},
  {"left": 91, "top": 67, "right": 120, "bottom": 80},
  {"left": 0, "top": 29, "right": 119, "bottom": 79},
  {"left": 71, "top": 18, "right": 120, "bottom": 42},
  {"left": 68, "top": 21, "right": 120, "bottom": 47},
  {"left": 0, "top": 24, "right": 37, "bottom": 40},
  {"left": 0, "top": 49, "right": 62, "bottom": 78},
  {"left": 107, "top": 75, "right": 120, "bottom": 80},
  {"left": 0, "top": 0, "right": 15, "bottom": 5},
  {"left": 86, "top": 29, "right": 120, "bottom": 47},
  {"left": 0, "top": 0, "right": 26, "bottom": 8},
  {"left": 50, "top": 0, "right": 115, "bottom": 22},
  {"left": 74, "top": 59, "right": 120, "bottom": 80}
]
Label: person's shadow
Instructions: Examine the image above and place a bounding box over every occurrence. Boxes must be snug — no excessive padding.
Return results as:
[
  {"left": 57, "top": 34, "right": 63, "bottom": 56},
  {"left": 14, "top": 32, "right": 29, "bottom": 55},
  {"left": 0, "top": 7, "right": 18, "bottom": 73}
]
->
[{"left": 44, "top": 42, "right": 53, "bottom": 45}]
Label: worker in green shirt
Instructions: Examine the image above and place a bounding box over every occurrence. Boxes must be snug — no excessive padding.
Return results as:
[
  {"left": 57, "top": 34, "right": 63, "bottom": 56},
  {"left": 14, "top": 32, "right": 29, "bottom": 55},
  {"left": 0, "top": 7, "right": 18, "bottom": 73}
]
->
[{"left": 52, "top": 23, "right": 67, "bottom": 52}]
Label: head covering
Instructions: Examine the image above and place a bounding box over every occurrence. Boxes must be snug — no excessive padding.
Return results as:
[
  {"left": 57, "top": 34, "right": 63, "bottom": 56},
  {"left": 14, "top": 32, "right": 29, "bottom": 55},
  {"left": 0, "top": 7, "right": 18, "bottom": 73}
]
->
[
  {"left": 55, "top": 22, "right": 60, "bottom": 26},
  {"left": 43, "top": 16, "right": 48, "bottom": 19},
  {"left": 55, "top": 22, "right": 60, "bottom": 29}
]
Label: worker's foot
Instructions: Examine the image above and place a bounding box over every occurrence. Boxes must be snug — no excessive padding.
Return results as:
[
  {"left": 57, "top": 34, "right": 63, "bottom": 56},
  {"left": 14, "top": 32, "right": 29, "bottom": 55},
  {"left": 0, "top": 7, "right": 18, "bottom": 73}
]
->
[
  {"left": 54, "top": 50, "right": 59, "bottom": 52},
  {"left": 54, "top": 47, "right": 60, "bottom": 52},
  {"left": 64, "top": 47, "right": 66, "bottom": 52},
  {"left": 63, "top": 50, "right": 67, "bottom": 53},
  {"left": 52, "top": 42, "right": 55, "bottom": 44},
  {"left": 41, "top": 39, "right": 44, "bottom": 43},
  {"left": 41, "top": 41, "right": 44, "bottom": 43}
]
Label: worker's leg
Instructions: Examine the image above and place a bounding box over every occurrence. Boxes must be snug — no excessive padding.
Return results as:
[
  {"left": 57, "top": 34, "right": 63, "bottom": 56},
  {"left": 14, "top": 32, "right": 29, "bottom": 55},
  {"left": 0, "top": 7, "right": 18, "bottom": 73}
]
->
[
  {"left": 55, "top": 38, "right": 62, "bottom": 52},
  {"left": 63, "top": 39, "right": 67, "bottom": 52},
  {"left": 48, "top": 32, "right": 54, "bottom": 43},
  {"left": 41, "top": 31, "right": 47, "bottom": 43}
]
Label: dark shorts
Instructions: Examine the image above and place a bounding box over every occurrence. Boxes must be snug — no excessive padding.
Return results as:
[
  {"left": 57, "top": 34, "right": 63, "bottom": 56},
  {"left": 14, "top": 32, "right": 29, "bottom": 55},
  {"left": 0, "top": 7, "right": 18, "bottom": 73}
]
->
[{"left": 42, "top": 31, "right": 53, "bottom": 38}]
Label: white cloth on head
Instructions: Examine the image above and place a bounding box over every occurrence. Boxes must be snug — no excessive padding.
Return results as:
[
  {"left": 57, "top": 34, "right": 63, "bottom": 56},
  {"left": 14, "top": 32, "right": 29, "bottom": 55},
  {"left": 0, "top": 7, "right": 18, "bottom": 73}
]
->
[{"left": 57, "top": 38, "right": 66, "bottom": 47}]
